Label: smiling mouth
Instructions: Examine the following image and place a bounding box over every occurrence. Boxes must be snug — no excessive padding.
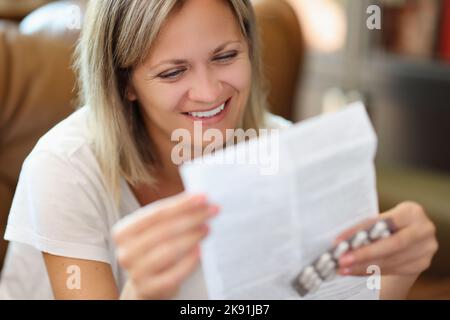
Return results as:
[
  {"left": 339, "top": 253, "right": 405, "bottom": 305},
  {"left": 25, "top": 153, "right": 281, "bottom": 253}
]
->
[{"left": 181, "top": 98, "right": 231, "bottom": 119}]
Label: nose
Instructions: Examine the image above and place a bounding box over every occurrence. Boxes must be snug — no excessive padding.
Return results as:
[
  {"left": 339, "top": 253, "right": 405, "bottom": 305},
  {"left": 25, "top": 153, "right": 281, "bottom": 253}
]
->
[{"left": 187, "top": 66, "right": 222, "bottom": 103}]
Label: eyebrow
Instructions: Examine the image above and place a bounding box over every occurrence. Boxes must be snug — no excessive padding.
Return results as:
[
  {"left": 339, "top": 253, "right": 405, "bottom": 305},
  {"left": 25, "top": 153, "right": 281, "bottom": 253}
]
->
[{"left": 149, "top": 40, "right": 242, "bottom": 70}]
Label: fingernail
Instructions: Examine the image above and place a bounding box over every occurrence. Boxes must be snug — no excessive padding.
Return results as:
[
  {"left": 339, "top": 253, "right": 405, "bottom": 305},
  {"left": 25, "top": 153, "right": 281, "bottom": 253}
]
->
[
  {"left": 207, "top": 205, "right": 220, "bottom": 216},
  {"left": 193, "top": 194, "right": 207, "bottom": 205},
  {"left": 339, "top": 268, "right": 352, "bottom": 275},
  {"left": 339, "top": 254, "right": 355, "bottom": 267}
]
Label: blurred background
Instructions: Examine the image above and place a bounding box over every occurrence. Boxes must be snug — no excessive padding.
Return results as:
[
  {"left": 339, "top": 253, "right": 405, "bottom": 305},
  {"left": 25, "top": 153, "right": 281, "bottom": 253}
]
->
[
  {"left": 0, "top": 0, "right": 449, "bottom": 299},
  {"left": 287, "top": 0, "right": 450, "bottom": 300}
]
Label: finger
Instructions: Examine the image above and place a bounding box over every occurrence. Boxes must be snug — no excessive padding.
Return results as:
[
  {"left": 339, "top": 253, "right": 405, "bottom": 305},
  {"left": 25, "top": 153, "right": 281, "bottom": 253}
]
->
[
  {"left": 116, "top": 204, "right": 219, "bottom": 265},
  {"left": 339, "top": 251, "right": 426, "bottom": 277},
  {"left": 338, "top": 259, "right": 384, "bottom": 277},
  {"left": 334, "top": 202, "right": 426, "bottom": 247},
  {"left": 341, "top": 234, "right": 437, "bottom": 276},
  {"left": 380, "top": 202, "right": 426, "bottom": 229},
  {"left": 338, "top": 244, "right": 423, "bottom": 276},
  {"left": 338, "top": 225, "right": 425, "bottom": 269},
  {"left": 334, "top": 217, "right": 378, "bottom": 245},
  {"left": 113, "top": 192, "right": 208, "bottom": 243},
  {"left": 382, "top": 240, "right": 436, "bottom": 273},
  {"left": 127, "top": 225, "right": 209, "bottom": 276},
  {"left": 134, "top": 245, "right": 201, "bottom": 299}
]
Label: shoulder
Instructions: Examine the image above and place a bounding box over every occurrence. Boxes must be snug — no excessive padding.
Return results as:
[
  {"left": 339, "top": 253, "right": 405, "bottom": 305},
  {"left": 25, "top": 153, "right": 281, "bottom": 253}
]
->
[
  {"left": 263, "top": 112, "right": 293, "bottom": 130},
  {"left": 31, "top": 106, "right": 92, "bottom": 159},
  {"left": 19, "top": 106, "right": 106, "bottom": 204},
  {"left": 22, "top": 106, "right": 102, "bottom": 181},
  {"left": 5, "top": 108, "right": 116, "bottom": 264}
]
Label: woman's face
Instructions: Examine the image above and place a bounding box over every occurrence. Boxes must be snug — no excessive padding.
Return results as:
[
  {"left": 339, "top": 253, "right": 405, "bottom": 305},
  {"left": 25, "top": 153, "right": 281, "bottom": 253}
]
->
[{"left": 128, "top": 0, "right": 252, "bottom": 150}]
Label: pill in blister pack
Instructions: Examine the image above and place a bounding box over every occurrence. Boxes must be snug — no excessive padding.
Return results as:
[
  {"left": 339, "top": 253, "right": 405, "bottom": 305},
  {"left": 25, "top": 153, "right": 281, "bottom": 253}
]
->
[
  {"left": 369, "top": 220, "right": 393, "bottom": 240},
  {"left": 292, "top": 218, "right": 396, "bottom": 297},
  {"left": 332, "top": 240, "right": 350, "bottom": 260}
]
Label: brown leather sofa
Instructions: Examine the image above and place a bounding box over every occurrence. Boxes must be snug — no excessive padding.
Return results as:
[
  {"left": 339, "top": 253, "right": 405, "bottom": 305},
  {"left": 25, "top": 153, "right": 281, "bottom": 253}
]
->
[
  {"left": 0, "top": 0, "right": 302, "bottom": 271},
  {"left": 0, "top": 0, "right": 83, "bottom": 269}
]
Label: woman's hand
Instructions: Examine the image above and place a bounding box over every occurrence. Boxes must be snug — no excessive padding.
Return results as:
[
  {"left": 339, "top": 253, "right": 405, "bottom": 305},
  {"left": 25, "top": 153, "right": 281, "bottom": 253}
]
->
[
  {"left": 335, "top": 201, "right": 438, "bottom": 279},
  {"left": 112, "top": 192, "right": 219, "bottom": 299}
]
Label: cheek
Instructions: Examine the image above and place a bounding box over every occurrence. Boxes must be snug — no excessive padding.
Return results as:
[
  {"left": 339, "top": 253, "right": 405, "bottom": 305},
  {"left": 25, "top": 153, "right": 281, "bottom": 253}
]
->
[
  {"left": 135, "top": 81, "right": 185, "bottom": 114},
  {"left": 220, "top": 58, "right": 252, "bottom": 92}
]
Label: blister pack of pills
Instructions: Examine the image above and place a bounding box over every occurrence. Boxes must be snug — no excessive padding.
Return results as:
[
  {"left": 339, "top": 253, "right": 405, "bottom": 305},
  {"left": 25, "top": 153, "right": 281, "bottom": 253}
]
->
[{"left": 292, "top": 218, "right": 397, "bottom": 297}]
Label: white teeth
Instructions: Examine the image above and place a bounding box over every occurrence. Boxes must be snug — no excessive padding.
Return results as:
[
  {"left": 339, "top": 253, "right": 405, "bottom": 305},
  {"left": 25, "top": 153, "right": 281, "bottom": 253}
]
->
[{"left": 188, "top": 103, "right": 225, "bottom": 118}]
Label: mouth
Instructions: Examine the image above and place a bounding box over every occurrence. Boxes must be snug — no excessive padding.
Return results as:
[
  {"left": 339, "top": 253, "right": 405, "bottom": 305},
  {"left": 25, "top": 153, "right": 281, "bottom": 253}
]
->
[{"left": 181, "top": 97, "right": 232, "bottom": 123}]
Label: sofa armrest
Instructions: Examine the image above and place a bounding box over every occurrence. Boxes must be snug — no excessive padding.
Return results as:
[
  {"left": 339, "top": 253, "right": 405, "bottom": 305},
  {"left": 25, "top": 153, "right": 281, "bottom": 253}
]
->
[{"left": 253, "top": 0, "right": 304, "bottom": 121}]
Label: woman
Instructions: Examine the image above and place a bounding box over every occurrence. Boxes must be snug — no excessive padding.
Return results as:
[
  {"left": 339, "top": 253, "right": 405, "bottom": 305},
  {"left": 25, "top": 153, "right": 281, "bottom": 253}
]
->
[{"left": 0, "top": 0, "right": 437, "bottom": 299}]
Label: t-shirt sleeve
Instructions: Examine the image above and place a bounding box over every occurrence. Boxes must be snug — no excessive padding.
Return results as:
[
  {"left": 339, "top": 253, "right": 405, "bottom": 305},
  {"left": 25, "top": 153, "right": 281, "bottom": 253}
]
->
[{"left": 4, "top": 151, "right": 112, "bottom": 264}]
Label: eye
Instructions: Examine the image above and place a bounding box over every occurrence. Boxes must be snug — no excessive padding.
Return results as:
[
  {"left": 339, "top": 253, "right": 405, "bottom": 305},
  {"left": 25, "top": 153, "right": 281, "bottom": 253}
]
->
[
  {"left": 213, "top": 51, "right": 238, "bottom": 62},
  {"left": 158, "top": 68, "right": 186, "bottom": 80}
]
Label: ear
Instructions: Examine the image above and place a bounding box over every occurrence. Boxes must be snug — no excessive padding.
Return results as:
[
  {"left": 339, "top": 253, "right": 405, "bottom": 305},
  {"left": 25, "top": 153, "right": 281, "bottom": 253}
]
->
[{"left": 126, "top": 84, "right": 138, "bottom": 101}]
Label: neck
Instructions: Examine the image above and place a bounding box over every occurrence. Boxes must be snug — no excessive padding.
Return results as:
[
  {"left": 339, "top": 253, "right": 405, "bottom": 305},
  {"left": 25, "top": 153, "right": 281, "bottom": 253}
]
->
[
  {"left": 145, "top": 121, "right": 183, "bottom": 186},
  {"left": 155, "top": 139, "right": 183, "bottom": 184}
]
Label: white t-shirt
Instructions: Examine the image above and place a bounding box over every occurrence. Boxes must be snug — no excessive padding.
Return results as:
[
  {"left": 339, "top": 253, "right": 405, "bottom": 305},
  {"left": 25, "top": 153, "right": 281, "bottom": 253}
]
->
[{"left": 0, "top": 106, "right": 292, "bottom": 299}]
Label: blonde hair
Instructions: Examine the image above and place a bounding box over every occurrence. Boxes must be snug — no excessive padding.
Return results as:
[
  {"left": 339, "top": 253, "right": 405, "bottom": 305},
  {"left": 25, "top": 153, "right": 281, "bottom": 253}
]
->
[{"left": 75, "top": 0, "right": 269, "bottom": 200}]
